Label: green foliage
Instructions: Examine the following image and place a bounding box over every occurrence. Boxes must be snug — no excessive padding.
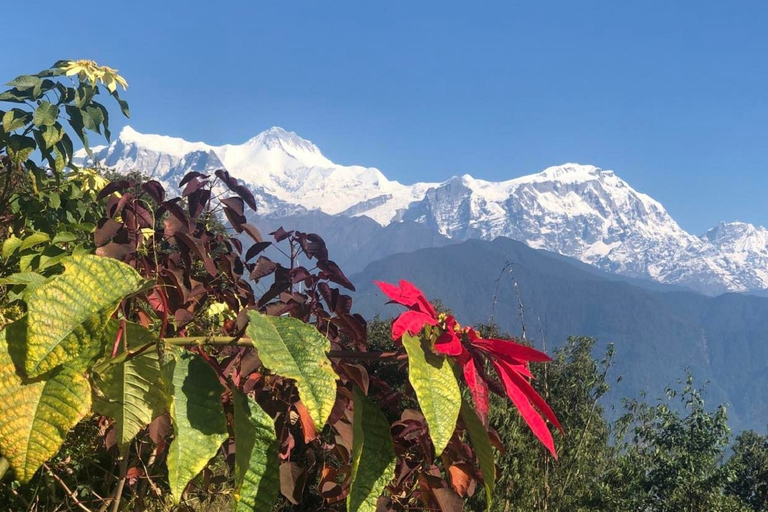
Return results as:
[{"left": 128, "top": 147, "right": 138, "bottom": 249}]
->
[
  {"left": 460, "top": 399, "right": 495, "bottom": 509},
  {"left": 601, "top": 373, "right": 748, "bottom": 512},
  {"left": 348, "top": 386, "right": 396, "bottom": 512},
  {"left": 246, "top": 310, "right": 337, "bottom": 431},
  {"left": 402, "top": 332, "right": 461, "bottom": 456},
  {"left": 25, "top": 254, "right": 145, "bottom": 376},
  {"left": 233, "top": 390, "right": 280, "bottom": 511},
  {"left": 164, "top": 349, "right": 229, "bottom": 503},
  {"left": 471, "top": 335, "right": 614, "bottom": 512},
  {"left": 92, "top": 323, "right": 165, "bottom": 455},
  {"left": 0, "top": 321, "right": 92, "bottom": 483},
  {"left": 726, "top": 430, "right": 768, "bottom": 511}
]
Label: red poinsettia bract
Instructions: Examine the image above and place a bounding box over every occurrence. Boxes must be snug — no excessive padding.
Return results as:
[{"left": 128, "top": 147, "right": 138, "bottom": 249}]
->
[{"left": 375, "top": 279, "right": 563, "bottom": 457}]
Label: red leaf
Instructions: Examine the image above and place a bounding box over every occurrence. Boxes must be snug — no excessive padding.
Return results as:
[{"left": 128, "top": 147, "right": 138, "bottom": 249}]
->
[
  {"left": 391, "top": 310, "right": 438, "bottom": 340},
  {"left": 471, "top": 336, "right": 551, "bottom": 363},
  {"left": 280, "top": 462, "right": 307, "bottom": 505},
  {"left": 294, "top": 401, "right": 317, "bottom": 444},
  {"left": 447, "top": 464, "right": 473, "bottom": 497},
  {"left": 462, "top": 359, "right": 489, "bottom": 426},
  {"left": 374, "top": 280, "right": 435, "bottom": 316},
  {"left": 399, "top": 279, "right": 437, "bottom": 317},
  {"left": 495, "top": 358, "right": 563, "bottom": 434},
  {"left": 434, "top": 331, "right": 464, "bottom": 356},
  {"left": 492, "top": 359, "right": 557, "bottom": 458}
]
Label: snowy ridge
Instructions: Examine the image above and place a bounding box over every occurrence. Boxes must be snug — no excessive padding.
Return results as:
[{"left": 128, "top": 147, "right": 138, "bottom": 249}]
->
[{"left": 77, "top": 126, "right": 768, "bottom": 295}]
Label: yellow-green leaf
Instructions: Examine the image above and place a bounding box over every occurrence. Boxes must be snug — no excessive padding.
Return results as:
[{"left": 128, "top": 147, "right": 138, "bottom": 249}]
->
[
  {"left": 25, "top": 254, "right": 146, "bottom": 376},
  {"left": 402, "top": 332, "right": 461, "bottom": 456},
  {"left": 32, "top": 101, "right": 58, "bottom": 127},
  {"left": 19, "top": 231, "right": 50, "bottom": 251},
  {"left": 164, "top": 350, "right": 227, "bottom": 503},
  {"left": 0, "top": 320, "right": 91, "bottom": 482},
  {"left": 1, "top": 235, "right": 22, "bottom": 260},
  {"left": 461, "top": 399, "right": 495, "bottom": 510},
  {"left": 233, "top": 390, "right": 279, "bottom": 511},
  {"left": 246, "top": 311, "right": 336, "bottom": 430},
  {"left": 92, "top": 323, "right": 165, "bottom": 456},
  {"left": 348, "top": 386, "right": 396, "bottom": 512}
]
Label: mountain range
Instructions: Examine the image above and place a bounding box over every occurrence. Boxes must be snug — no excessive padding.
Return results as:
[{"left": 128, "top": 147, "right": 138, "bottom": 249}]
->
[{"left": 76, "top": 126, "right": 768, "bottom": 295}]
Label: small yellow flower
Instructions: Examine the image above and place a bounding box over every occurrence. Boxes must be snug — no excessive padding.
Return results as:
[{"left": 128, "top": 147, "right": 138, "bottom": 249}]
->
[{"left": 59, "top": 60, "right": 128, "bottom": 92}]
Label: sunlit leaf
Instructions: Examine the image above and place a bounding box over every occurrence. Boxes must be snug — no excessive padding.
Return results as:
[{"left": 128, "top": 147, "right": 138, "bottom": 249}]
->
[
  {"left": 402, "top": 332, "right": 461, "bottom": 456},
  {"left": 0, "top": 320, "right": 91, "bottom": 482},
  {"left": 246, "top": 311, "right": 337, "bottom": 430},
  {"left": 233, "top": 390, "right": 279, "bottom": 511},
  {"left": 164, "top": 349, "right": 228, "bottom": 502},
  {"left": 348, "top": 387, "right": 396, "bottom": 512},
  {"left": 25, "top": 254, "right": 146, "bottom": 376}
]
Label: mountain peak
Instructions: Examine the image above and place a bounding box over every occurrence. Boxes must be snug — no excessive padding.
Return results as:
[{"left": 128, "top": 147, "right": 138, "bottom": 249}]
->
[
  {"left": 246, "top": 126, "right": 323, "bottom": 157},
  {"left": 115, "top": 125, "right": 212, "bottom": 157},
  {"left": 527, "top": 163, "right": 612, "bottom": 184}
]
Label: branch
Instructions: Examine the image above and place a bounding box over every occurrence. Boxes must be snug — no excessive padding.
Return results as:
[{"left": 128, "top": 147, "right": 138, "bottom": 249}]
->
[{"left": 43, "top": 463, "right": 93, "bottom": 512}]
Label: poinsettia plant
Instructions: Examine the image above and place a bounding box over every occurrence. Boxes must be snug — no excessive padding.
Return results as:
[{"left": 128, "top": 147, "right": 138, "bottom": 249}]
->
[{"left": 376, "top": 279, "right": 562, "bottom": 457}]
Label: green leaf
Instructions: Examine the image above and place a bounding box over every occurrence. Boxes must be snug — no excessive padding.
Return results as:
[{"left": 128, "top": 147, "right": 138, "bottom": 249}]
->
[
  {"left": 41, "top": 123, "right": 64, "bottom": 149},
  {"left": 348, "top": 387, "right": 396, "bottom": 512},
  {"left": 461, "top": 399, "right": 495, "bottom": 510},
  {"left": 246, "top": 311, "right": 337, "bottom": 430},
  {"left": 24, "top": 254, "right": 146, "bottom": 376},
  {"left": 32, "top": 101, "right": 58, "bottom": 127},
  {"left": 401, "top": 333, "right": 461, "bottom": 456},
  {"left": 0, "top": 320, "right": 92, "bottom": 482},
  {"left": 0, "top": 272, "right": 47, "bottom": 288},
  {"left": 2, "top": 235, "right": 22, "bottom": 259},
  {"left": 86, "top": 105, "right": 103, "bottom": 134},
  {"left": 3, "top": 109, "right": 31, "bottom": 133},
  {"left": 0, "top": 88, "right": 31, "bottom": 103},
  {"left": 5, "top": 75, "right": 42, "bottom": 91},
  {"left": 51, "top": 232, "right": 77, "bottom": 245},
  {"left": 164, "top": 350, "right": 228, "bottom": 503},
  {"left": 7, "top": 134, "right": 36, "bottom": 164},
  {"left": 19, "top": 232, "right": 51, "bottom": 251},
  {"left": 233, "top": 390, "right": 279, "bottom": 511},
  {"left": 92, "top": 323, "right": 165, "bottom": 456},
  {"left": 47, "top": 192, "right": 61, "bottom": 210},
  {"left": 111, "top": 91, "right": 130, "bottom": 117}
]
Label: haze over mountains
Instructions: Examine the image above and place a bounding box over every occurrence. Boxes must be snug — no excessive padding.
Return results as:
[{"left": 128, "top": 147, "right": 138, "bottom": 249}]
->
[{"left": 78, "top": 126, "right": 768, "bottom": 295}]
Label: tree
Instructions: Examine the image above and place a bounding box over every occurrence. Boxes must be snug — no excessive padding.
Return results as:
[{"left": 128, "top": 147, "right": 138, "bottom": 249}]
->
[
  {"left": 727, "top": 430, "right": 768, "bottom": 511},
  {"left": 468, "top": 335, "right": 615, "bottom": 512},
  {"left": 600, "top": 373, "right": 748, "bottom": 512}
]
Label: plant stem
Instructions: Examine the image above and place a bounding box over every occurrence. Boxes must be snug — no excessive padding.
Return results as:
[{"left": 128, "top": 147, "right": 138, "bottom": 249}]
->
[
  {"left": 161, "top": 337, "right": 402, "bottom": 360},
  {"left": 109, "top": 457, "right": 129, "bottom": 512}
]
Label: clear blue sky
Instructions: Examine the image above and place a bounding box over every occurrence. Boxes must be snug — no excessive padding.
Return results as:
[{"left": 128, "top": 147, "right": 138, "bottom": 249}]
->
[{"left": 5, "top": 1, "right": 768, "bottom": 234}]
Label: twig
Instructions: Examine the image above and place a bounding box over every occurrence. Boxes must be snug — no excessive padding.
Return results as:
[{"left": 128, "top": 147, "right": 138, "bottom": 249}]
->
[
  {"left": 488, "top": 261, "right": 511, "bottom": 326},
  {"left": 43, "top": 463, "right": 93, "bottom": 512}
]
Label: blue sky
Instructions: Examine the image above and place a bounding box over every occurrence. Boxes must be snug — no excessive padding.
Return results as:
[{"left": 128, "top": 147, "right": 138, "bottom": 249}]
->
[{"left": 5, "top": 1, "right": 768, "bottom": 234}]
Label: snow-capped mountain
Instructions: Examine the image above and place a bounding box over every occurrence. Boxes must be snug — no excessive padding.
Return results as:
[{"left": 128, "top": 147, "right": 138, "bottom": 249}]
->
[
  {"left": 77, "top": 126, "right": 768, "bottom": 295},
  {"left": 82, "top": 126, "right": 434, "bottom": 224}
]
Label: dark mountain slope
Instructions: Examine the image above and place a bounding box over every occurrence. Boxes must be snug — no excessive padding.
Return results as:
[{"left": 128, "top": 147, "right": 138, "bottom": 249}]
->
[{"left": 349, "top": 237, "right": 768, "bottom": 432}]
